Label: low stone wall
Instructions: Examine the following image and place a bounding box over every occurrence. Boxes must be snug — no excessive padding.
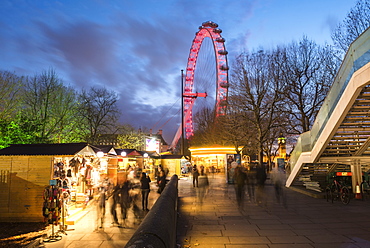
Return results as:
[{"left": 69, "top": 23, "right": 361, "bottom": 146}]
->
[{"left": 125, "top": 174, "right": 178, "bottom": 248}]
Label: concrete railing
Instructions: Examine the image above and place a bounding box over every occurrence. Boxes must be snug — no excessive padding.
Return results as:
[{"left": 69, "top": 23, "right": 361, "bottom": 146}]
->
[{"left": 125, "top": 174, "right": 178, "bottom": 248}]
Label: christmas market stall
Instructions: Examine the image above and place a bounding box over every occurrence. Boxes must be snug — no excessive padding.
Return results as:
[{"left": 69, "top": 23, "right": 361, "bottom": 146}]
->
[
  {"left": 0, "top": 143, "right": 98, "bottom": 222},
  {"left": 160, "top": 155, "right": 187, "bottom": 177}
]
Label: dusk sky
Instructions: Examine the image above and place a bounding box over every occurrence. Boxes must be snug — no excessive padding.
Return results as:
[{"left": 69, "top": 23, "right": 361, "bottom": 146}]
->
[{"left": 0, "top": 0, "right": 357, "bottom": 144}]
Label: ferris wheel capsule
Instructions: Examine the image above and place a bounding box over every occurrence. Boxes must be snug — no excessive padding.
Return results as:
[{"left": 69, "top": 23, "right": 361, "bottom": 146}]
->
[
  {"left": 218, "top": 50, "right": 228, "bottom": 55},
  {"left": 216, "top": 37, "right": 225, "bottom": 43},
  {"left": 213, "top": 28, "right": 222, "bottom": 33},
  {"left": 202, "top": 21, "right": 218, "bottom": 28}
]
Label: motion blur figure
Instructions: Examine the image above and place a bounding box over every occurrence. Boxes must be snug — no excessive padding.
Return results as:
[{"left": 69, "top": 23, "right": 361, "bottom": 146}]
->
[
  {"left": 196, "top": 168, "right": 209, "bottom": 205},
  {"left": 95, "top": 175, "right": 110, "bottom": 229},
  {"left": 255, "top": 164, "right": 267, "bottom": 206},
  {"left": 246, "top": 167, "right": 256, "bottom": 202},
  {"left": 233, "top": 164, "right": 247, "bottom": 209},
  {"left": 157, "top": 170, "right": 167, "bottom": 194},
  {"left": 111, "top": 176, "right": 132, "bottom": 227},
  {"left": 117, "top": 177, "right": 132, "bottom": 227},
  {"left": 270, "top": 165, "right": 287, "bottom": 207},
  {"left": 192, "top": 165, "right": 199, "bottom": 187}
]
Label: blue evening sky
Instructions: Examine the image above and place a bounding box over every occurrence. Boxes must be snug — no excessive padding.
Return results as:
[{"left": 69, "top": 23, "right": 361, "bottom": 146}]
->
[{"left": 0, "top": 0, "right": 357, "bottom": 143}]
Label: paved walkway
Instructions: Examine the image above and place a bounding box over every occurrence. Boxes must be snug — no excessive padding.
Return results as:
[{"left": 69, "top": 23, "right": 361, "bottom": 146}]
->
[
  {"left": 176, "top": 174, "right": 370, "bottom": 248},
  {"left": 41, "top": 182, "right": 160, "bottom": 248},
  {"left": 40, "top": 174, "right": 370, "bottom": 247}
]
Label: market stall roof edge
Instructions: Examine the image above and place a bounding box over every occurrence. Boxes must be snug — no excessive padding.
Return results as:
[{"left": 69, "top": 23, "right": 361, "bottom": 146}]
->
[
  {"left": 0, "top": 142, "right": 96, "bottom": 156},
  {"left": 91, "top": 145, "right": 116, "bottom": 156}
]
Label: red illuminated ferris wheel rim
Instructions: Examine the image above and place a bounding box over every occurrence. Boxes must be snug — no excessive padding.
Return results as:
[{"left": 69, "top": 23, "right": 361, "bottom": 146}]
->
[{"left": 184, "top": 21, "right": 229, "bottom": 138}]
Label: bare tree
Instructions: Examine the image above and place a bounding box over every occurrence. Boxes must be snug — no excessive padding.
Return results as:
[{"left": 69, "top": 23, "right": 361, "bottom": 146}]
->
[
  {"left": 331, "top": 0, "right": 370, "bottom": 52},
  {"left": 277, "top": 37, "right": 341, "bottom": 134},
  {"left": 217, "top": 95, "right": 256, "bottom": 154},
  {"left": 23, "top": 69, "right": 80, "bottom": 143},
  {"left": 78, "top": 87, "right": 120, "bottom": 144},
  {"left": 230, "top": 50, "right": 284, "bottom": 167}
]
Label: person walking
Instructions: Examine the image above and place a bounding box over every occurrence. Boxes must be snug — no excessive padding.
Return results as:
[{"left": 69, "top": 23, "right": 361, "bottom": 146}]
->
[
  {"left": 234, "top": 164, "right": 247, "bottom": 208},
  {"left": 270, "top": 165, "right": 286, "bottom": 206},
  {"left": 255, "top": 163, "right": 267, "bottom": 205},
  {"left": 110, "top": 183, "right": 120, "bottom": 226},
  {"left": 196, "top": 167, "right": 209, "bottom": 204},
  {"left": 192, "top": 165, "right": 200, "bottom": 187},
  {"left": 140, "top": 172, "right": 151, "bottom": 211},
  {"left": 157, "top": 170, "right": 167, "bottom": 194},
  {"left": 156, "top": 165, "right": 163, "bottom": 185},
  {"left": 246, "top": 166, "right": 256, "bottom": 202},
  {"left": 111, "top": 176, "right": 132, "bottom": 227},
  {"left": 118, "top": 177, "right": 132, "bottom": 227},
  {"left": 95, "top": 175, "right": 110, "bottom": 229}
]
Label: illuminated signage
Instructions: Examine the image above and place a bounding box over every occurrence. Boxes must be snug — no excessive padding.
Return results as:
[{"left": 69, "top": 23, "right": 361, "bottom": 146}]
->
[{"left": 146, "top": 137, "right": 160, "bottom": 153}]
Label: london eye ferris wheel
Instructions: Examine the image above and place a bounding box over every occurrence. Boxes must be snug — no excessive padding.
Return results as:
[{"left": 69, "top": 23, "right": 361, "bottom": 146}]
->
[{"left": 171, "top": 21, "right": 229, "bottom": 149}]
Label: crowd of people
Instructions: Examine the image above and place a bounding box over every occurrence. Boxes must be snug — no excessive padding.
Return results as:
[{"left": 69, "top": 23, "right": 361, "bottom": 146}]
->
[
  {"left": 233, "top": 163, "right": 286, "bottom": 208},
  {"left": 93, "top": 162, "right": 286, "bottom": 229},
  {"left": 93, "top": 165, "right": 168, "bottom": 229},
  {"left": 188, "top": 162, "right": 286, "bottom": 209}
]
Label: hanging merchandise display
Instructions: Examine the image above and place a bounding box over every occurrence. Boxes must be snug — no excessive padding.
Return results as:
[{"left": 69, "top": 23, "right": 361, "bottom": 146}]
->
[{"left": 42, "top": 181, "right": 63, "bottom": 242}]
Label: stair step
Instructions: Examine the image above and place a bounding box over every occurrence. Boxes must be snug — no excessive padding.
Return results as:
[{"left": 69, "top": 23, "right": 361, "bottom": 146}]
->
[{"left": 65, "top": 207, "right": 89, "bottom": 225}]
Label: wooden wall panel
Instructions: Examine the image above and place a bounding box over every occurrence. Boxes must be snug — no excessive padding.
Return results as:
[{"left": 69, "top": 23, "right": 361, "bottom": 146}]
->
[
  {"left": 0, "top": 156, "right": 54, "bottom": 221},
  {"left": 0, "top": 157, "right": 12, "bottom": 170},
  {"left": 28, "top": 156, "right": 53, "bottom": 186},
  {"left": 0, "top": 158, "right": 11, "bottom": 215}
]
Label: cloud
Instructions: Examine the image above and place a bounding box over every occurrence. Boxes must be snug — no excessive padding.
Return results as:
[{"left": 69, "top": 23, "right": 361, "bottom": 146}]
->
[{"left": 0, "top": 0, "right": 278, "bottom": 144}]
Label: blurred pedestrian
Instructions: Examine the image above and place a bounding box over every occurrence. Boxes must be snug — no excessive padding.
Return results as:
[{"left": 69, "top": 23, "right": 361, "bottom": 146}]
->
[
  {"left": 157, "top": 170, "right": 166, "bottom": 194},
  {"left": 110, "top": 184, "right": 120, "bottom": 226},
  {"left": 255, "top": 163, "right": 267, "bottom": 205},
  {"left": 192, "top": 165, "right": 199, "bottom": 187},
  {"left": 140, "top": 172, "right": 151, "bottom": 211},
  {"left": 111, "top": 176, "right": 132, "bottom": 227},
  {"left": 119, "top": 177, "right": 132, "bottom": 227},
  {"left": 156, "top": 165, "right": 163, "bottom": 185},
  {"left": 270, "top": 165, "right": 286, "bottom": 206},
  {"left": 95, "top": 175, "right": 109, "bottom": 229},
  {"left": 196, "top": 167, "right": 209, "bottom": 204},
  {"left": 246, "top": 166, "right": 256, "bottom": 202},
  {"left": 127, "top": 167, "right": 135, "bottom": 182},
  {"left": 234, "top": 164, "right": 247, "bottom": 208}
]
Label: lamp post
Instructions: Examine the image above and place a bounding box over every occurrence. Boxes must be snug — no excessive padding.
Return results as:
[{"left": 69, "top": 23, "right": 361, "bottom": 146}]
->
[
  {"left": 143, "top": 152, "right": 148, "bottom": 171},
  {"left": 181, "top": 69, "right": 185, "bottom": 155}
]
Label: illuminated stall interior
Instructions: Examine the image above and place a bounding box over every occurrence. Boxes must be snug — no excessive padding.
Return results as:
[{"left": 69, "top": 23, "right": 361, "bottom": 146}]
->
[{"left": 189, "top": 146, "right": 241, "bottom": 173}]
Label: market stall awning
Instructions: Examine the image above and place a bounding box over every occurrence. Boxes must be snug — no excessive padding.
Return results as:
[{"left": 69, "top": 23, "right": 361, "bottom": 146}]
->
[{"left": 127, "top": 150, "right": 142, "bottom": 156}]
